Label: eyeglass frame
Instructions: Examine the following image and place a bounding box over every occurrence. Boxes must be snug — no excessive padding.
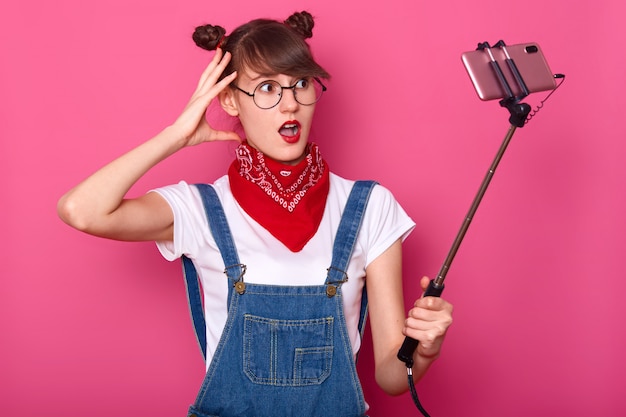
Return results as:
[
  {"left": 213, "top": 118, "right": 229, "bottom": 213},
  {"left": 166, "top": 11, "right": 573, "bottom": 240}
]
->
[{"left": 231, "top": 77, "right": 327, "bottom": 109}]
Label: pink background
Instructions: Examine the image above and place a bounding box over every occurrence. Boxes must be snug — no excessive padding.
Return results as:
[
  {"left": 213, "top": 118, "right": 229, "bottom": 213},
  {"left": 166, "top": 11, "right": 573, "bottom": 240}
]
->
[{"left": 2, "top": 0, "right": 625, "bottom": 415}]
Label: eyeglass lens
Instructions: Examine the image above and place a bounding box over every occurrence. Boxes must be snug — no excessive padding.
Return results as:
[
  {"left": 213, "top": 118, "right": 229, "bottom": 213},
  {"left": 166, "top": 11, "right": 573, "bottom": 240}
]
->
[{"left": 253, "top": 78, "right": 324, "bottom": 109}]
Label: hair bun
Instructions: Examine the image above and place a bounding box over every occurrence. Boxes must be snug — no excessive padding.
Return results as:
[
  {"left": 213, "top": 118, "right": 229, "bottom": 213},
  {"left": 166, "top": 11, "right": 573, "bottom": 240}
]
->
[
  {"left": 192, "top": 24, "right": 227, "bottom": 51},
  {"left": 284, "top": 11, "right": 315, "bottom": 39}
]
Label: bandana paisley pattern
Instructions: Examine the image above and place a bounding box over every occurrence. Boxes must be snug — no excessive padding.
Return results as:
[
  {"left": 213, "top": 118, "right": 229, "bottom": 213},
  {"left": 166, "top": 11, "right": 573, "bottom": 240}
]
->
[
  {"left": 234, "top": 143, "right": 324, "bottom": 212},
  {"left": 228, "top": 142, "right": 330, "bottom": 252}
]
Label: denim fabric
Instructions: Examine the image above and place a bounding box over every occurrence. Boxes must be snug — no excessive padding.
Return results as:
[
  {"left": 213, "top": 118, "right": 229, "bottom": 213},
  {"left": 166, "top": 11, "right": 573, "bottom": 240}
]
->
[{"left": 185, "top": 182, "right": 376, "bottom": 417}]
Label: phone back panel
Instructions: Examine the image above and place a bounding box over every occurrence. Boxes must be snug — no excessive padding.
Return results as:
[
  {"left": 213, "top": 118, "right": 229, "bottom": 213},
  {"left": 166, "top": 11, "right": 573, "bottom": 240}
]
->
[{"left": 461, "top": 43, "right": 556, "bottom": 101}]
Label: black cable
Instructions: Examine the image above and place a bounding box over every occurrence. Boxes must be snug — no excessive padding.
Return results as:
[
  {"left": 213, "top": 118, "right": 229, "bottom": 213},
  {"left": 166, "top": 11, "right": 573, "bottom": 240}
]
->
[
  {"left": 525, "top": 74, "right": 566, "bottom": 124},
  {"left": 407, "top": 365, "right": 430, "bottom": 417}
]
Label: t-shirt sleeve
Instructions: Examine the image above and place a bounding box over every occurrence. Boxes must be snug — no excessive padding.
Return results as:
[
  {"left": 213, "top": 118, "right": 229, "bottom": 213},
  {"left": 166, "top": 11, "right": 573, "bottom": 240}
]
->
[
  {"left": 362, "top": 184, "right": 416, "bottom": 267},
  {"left": 150, "top": 181, "right": 209, "bottom": 262}
]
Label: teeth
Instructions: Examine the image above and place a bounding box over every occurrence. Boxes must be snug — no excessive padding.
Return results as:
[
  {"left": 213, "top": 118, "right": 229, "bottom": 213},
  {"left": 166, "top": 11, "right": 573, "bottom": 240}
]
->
[{"left": 280, "top": 123, "right": 298, "bottom": 135}]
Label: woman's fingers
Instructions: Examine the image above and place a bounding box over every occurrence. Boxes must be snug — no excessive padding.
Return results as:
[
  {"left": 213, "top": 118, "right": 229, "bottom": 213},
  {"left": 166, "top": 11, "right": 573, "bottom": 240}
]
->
[
  {"left": 195, "top": 49, "right": 234, "bottom": 97},
  {"left": 172, "top": 53, "right": 239, "bottom": 146},
  {"left": 196, "top": 48, "right": 226, "bottom": 89},
  {"left": 403, "top": 295, "right": 453, "bottom": 353}
]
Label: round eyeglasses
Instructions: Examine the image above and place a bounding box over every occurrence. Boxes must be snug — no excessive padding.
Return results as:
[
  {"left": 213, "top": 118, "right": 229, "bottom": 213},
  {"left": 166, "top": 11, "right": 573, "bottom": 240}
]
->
[{"left": 232, "top": 78, "right": 327, "bottom": 109}]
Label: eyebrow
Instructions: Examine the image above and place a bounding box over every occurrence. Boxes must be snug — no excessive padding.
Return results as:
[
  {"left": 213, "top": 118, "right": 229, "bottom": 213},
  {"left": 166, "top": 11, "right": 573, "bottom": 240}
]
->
[
  {"left": 245, "top": 72, "right": 303, "bottom": 83},
  {"left": 249, "top": 76, "right": 280, "bottom": 84}
]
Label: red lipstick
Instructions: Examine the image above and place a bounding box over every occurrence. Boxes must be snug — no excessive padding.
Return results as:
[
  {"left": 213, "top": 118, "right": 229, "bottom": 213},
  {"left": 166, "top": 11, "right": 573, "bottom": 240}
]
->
[{"left": 279, "top": 120, "right": 301, "bottom": 144}]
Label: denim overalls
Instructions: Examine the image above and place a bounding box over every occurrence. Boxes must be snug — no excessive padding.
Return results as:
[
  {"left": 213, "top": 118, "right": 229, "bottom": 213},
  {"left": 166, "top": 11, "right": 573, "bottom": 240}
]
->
[{"left": 182, "top": 181, "right": 376, "bottom": 417}]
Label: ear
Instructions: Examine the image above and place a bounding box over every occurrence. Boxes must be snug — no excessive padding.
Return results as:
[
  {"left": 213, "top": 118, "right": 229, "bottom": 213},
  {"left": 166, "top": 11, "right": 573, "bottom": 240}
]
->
[{"left": 219, "top": 88, "right": 240, "bottom": 117}]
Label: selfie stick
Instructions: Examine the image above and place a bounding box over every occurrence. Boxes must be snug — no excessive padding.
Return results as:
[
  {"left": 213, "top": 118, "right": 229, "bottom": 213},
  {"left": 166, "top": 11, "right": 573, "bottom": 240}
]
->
[{"left": 397, "top": 41, "right": 531, "bottom": 416}]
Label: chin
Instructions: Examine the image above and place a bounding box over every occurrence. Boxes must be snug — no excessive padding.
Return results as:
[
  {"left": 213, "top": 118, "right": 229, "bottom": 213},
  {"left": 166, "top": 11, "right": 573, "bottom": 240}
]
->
[{"left": 277, "top": 143, "right": 309, "bottom": 165}]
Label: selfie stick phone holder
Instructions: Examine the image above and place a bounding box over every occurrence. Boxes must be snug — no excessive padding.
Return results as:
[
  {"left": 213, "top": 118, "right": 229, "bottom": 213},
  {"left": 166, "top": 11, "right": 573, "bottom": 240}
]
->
[{"left": 397, "top": 40, "right": 532, "bottom": 417}]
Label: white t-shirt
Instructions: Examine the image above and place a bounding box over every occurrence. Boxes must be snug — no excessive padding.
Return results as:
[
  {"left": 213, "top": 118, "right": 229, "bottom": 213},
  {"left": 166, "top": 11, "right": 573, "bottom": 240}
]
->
[{"left": 153, "top": 173, "right": 415, "bottom": 367}]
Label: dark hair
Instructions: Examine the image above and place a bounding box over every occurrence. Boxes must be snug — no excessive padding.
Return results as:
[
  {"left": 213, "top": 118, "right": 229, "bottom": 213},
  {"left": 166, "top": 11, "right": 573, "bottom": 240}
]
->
[{"left": 192, "top": 11, "right": 330, "bottom": 82}]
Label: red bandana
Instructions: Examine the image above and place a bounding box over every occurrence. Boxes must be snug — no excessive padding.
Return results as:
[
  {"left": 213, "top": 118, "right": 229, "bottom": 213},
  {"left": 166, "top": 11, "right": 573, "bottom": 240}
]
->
[{"left": 228, "top": 142, "right": 330, "bottom": 252}]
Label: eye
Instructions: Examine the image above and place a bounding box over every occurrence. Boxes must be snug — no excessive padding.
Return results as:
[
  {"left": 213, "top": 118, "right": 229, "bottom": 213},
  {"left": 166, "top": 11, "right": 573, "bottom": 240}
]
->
[
  {"left": 294, "top": 79, "right": 309, "bottom": 89},
  {"left": 257, "top": 81, "right": 279, "bottom": 94}
]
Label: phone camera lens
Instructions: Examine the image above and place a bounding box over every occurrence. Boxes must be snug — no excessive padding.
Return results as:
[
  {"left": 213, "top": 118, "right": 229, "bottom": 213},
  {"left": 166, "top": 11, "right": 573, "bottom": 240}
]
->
[{"left": 525, "top": 45, "right": 539, "bottom": 54}]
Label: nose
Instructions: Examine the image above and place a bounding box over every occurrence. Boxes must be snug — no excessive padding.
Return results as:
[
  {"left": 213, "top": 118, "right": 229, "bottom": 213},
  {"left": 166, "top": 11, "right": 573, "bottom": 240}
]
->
[{"left": 279, "top": 87, "right": 299, "bottom": 111}]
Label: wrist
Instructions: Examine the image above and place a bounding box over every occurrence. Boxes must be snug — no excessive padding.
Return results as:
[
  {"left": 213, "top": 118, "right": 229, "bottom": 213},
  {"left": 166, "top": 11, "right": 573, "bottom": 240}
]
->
[{"left": 156, "top": 125, "right": 190, "bottom": 152}]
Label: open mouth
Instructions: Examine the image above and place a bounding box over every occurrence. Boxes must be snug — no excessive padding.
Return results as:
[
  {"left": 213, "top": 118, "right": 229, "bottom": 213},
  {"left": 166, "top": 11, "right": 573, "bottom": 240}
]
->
[{"left": 279, "top": 121, "right": 300, "bottom": 138}]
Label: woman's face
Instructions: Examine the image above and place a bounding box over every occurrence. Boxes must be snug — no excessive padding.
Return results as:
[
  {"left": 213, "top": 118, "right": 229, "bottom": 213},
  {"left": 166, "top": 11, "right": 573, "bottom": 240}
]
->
[{"left": 224, "top": 68, "right": 317, "bottom": 166}]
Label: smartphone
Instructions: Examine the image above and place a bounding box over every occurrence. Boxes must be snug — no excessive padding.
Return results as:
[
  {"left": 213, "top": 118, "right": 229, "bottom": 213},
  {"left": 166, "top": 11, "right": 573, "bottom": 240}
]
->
[{"left": 461, "top": 42, "right": 556, "bottom": 101}]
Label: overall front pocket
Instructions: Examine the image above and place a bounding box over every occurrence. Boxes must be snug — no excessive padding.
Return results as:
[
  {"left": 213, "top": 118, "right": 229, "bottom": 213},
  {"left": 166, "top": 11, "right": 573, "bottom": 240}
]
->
[{"left": 243, "top": 314, "right": 334, "bottom": 386}]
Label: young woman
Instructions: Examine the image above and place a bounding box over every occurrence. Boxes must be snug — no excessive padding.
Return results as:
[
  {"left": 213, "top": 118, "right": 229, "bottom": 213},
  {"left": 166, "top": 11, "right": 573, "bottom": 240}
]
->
[{"left": 58, "top": 11, "right": 453, "bottom": 417}]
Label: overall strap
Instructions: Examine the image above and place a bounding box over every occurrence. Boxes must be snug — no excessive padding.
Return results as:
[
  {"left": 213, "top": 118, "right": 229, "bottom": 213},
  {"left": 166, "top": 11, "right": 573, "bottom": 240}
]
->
[
  {"left": 325, "top": 180, "right": 378, "bottom": 338},
  {"left": 181, "top": 184, "right": 244, "bottom": 360}
]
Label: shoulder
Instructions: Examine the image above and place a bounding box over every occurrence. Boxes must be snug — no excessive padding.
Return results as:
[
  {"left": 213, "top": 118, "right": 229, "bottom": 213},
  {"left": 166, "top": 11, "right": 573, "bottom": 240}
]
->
[
  {"left": 151, "top": 180, "right": 201, "bottom": 214},
  {"left": 150, "top": 176, "right": 232, "bottom": 233},
  {"left": 328, "top": 173, "right": 399, "bottom": 208}
]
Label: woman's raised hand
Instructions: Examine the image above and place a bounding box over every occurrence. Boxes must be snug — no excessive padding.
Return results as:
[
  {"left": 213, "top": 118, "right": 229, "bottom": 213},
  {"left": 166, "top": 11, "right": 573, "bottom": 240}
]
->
[{"left": 171, "top": 48, "right": 241, "bottom": 147}]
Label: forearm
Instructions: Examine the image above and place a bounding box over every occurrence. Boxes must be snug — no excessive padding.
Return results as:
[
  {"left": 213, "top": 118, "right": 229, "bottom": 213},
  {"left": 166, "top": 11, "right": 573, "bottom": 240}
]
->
[
  {"left": 375, "top": 343, "right": 439, "bottom": 396},
  {"left": 57, "top": 126, "right": 184, "bottom": 232},
  {"left": 58, "top": 50, "right": 239, "bottom": 239}
]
